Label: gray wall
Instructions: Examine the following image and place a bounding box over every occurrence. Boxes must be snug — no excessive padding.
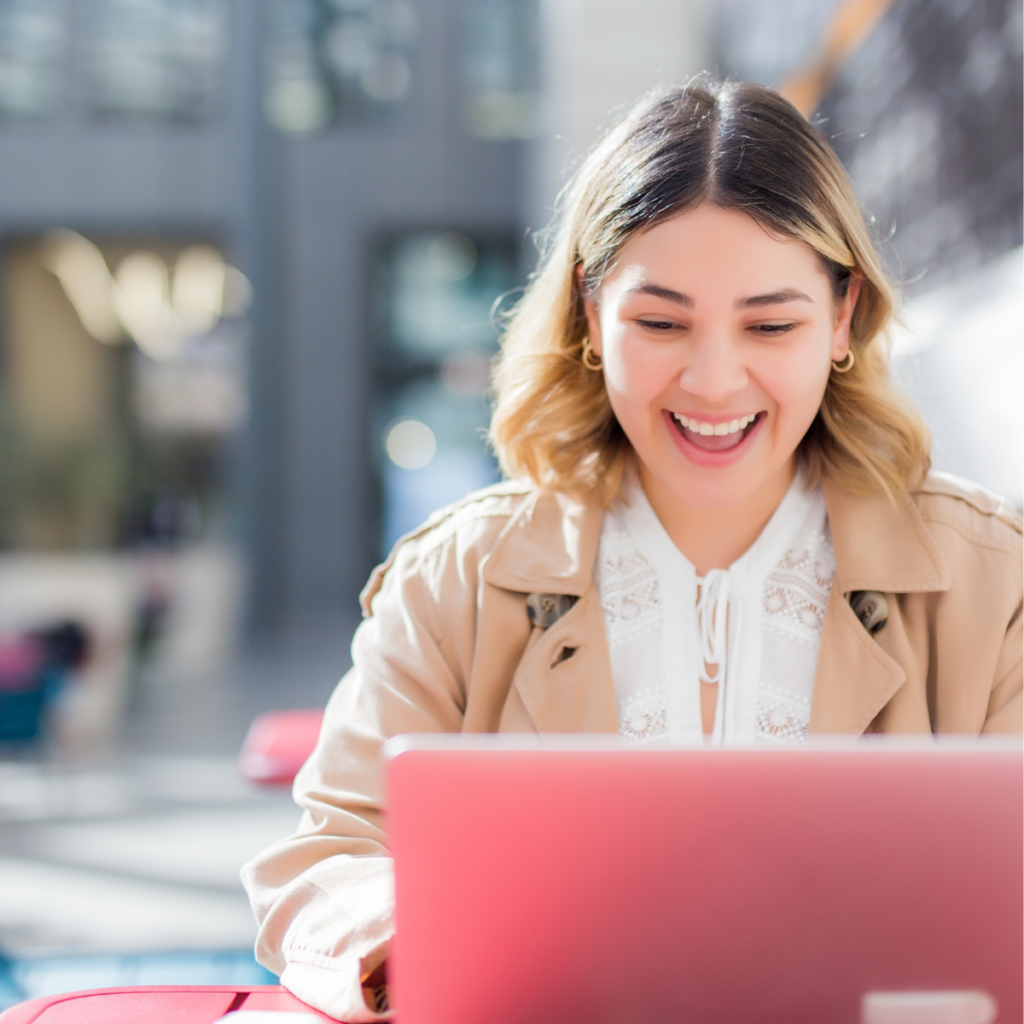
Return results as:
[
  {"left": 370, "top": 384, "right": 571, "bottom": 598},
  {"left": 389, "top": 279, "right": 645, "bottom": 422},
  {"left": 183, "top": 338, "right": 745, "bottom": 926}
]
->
[{"left": 0, "top": 0, "right": 527, "bottom": 640}]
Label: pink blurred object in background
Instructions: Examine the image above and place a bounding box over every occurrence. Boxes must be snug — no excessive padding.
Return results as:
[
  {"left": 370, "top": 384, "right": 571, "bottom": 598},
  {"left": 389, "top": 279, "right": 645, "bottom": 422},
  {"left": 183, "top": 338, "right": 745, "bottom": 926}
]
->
[
  {"left": 0, "top": 636, "right": 42, "bottom": 691},
  {"left": 238, "top": 709, "right": 324, "bottom": 787}
]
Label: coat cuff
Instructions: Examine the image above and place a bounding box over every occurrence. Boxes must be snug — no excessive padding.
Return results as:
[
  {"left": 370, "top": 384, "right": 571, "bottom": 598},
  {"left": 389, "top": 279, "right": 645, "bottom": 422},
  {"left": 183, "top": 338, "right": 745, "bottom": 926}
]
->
[{"left": 279, "top": 947, "right": 391, "bottom": 1022}]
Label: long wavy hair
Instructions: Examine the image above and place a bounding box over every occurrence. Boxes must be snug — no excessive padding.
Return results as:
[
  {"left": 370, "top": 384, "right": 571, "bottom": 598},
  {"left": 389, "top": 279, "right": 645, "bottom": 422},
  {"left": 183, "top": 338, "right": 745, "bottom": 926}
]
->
[{"left": 489, "top": 78, "right": 930, "bottom": 505}]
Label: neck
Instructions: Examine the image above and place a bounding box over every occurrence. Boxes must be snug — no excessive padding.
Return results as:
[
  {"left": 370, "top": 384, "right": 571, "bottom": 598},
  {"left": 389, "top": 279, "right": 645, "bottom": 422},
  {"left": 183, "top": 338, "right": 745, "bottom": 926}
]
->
[{"left": 638, "top": 459, "right": 797, "bottom": 576}]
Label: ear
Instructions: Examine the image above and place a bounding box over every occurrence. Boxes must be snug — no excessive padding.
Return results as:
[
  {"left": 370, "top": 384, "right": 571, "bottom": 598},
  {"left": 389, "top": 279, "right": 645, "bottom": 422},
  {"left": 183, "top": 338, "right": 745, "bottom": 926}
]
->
[
  {"left": 831, "top": 273, "right": 863, "bottom": 362},
  {"left": 577, "top": 264, "right": 603, "bottom": 357}
]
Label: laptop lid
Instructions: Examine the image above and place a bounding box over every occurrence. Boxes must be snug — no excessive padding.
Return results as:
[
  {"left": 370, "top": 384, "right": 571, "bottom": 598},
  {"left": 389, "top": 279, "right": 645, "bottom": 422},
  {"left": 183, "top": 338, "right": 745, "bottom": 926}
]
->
[{"left": 385, "top": 738, "right": 1022, "bottom": 1024}]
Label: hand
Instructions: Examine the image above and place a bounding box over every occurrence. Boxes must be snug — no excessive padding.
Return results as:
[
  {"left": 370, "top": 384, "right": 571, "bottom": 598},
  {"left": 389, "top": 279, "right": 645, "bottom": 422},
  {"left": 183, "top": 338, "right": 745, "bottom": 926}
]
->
[{"left": 361, "top": 960, "right": 390, "bottom": 1015}]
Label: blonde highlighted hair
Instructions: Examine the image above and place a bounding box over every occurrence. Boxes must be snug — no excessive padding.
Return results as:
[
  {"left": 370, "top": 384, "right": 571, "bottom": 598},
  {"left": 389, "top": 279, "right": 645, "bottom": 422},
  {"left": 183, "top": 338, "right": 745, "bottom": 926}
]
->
[{"left": 489, "top": 79, "right": 930, "bottom": 505}]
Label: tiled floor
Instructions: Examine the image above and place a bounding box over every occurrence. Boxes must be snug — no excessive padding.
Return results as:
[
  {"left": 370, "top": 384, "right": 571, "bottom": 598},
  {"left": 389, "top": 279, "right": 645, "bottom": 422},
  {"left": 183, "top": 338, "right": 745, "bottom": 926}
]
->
[{"left": 0, "top": 756, "right": 301, "bottom": 958}]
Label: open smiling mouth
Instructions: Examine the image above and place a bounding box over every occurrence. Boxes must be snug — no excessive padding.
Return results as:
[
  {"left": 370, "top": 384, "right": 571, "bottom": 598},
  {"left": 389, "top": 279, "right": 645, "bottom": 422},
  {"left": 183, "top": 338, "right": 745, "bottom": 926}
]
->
[{"left": 669, "top": 411, "right": 765, "bottom": 452}]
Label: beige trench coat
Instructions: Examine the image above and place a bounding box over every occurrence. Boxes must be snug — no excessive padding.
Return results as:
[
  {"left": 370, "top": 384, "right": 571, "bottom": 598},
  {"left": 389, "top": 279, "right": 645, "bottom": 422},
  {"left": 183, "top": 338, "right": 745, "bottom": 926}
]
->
[{"left": 241, "top": 472, "right": 1022, "bottom": 1022}]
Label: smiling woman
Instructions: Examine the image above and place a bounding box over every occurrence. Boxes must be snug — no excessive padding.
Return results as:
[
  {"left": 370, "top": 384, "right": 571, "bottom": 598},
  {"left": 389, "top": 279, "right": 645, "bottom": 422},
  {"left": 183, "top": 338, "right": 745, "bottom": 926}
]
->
[{"left": 242, "top": 79, "right": 1022, "bottom": 1022}]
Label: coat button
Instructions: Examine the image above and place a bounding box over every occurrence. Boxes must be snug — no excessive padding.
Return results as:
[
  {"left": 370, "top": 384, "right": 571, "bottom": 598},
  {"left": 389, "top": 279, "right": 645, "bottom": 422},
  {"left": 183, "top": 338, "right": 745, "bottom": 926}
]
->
[
  {"left": 526, "top": 593, "right": 577, "bottom": 629},
  {"left": 849, "top": 591, "right": 889, "bottom": 634}
]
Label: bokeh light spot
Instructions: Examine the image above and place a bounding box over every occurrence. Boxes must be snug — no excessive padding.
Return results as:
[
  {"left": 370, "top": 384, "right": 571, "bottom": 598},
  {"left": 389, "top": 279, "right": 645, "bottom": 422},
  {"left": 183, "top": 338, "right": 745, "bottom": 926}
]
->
[
  {"left": 427, "top": 232, "right": 476, "bottom": 281},
  {"left": 386, "top": 419, "right": 436, "bottom": 469}
]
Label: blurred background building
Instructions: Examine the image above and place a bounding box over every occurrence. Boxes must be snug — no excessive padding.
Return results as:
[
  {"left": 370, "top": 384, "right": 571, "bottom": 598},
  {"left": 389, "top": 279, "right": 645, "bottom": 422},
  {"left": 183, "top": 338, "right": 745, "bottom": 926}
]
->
[
  {"left": 0, "top": 0, "right": 1019, "bottom": 1007},
  {"left": 0, "top": 0, "right": 542, "bottom": 756}
]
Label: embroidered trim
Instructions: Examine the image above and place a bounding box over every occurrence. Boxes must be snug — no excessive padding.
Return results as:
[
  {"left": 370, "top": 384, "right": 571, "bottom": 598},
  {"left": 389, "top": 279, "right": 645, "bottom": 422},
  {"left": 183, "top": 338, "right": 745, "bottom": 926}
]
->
[
  {"left": 596, "top": 533, "right": 661, "bottom": 646},
  {"left": 755, "top": 682, "right": 811, "bottom": 746},
  {"left": 619, "top": 687, "right": 668, "bottom": 744},
  {"left": 763, "top": 529, "right": 835, "bottom": 648}
]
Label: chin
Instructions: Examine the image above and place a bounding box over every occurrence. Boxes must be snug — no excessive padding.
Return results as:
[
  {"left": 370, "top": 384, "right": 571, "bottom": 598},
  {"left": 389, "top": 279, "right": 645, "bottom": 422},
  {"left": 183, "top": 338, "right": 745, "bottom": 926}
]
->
[
  {"left": 671, "top": 478, "right": 760, "bottom": 511},
  {"left": 641, "top": 456, "right": 758, "bottom": 508}
]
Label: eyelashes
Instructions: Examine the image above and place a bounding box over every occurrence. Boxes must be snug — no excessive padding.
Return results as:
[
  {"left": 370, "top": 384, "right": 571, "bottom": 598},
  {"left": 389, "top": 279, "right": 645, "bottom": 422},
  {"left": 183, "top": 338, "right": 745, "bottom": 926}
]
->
[
  {"left": 751, "top": 323, "right": 797, "bottom": 335},
  {"left": 636, "top": 319, "right": 678, "bottom": 331},
  {"left": 635, "top": 319, "right": 798, "bottom": 335}
]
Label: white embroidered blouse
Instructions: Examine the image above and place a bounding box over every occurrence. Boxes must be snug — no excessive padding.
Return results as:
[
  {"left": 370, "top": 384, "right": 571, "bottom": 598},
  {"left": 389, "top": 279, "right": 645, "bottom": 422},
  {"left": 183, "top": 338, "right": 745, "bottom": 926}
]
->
[{"left": 595, "top": 474, "right": 836, "bottom": 747}]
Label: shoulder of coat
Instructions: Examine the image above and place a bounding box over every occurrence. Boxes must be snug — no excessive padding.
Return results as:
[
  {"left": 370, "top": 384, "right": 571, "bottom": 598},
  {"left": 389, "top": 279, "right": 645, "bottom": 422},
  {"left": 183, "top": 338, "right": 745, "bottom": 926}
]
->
[
  {"left": 913, "top": 471, "right": 1022, "bottom": 554},
  {"left": 359, "top": 480, "right": 536, "bottom": 615}
]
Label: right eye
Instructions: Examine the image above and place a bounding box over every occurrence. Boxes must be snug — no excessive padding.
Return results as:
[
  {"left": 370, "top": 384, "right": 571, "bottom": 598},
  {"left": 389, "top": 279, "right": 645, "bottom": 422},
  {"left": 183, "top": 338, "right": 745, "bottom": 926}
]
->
[{"left": 636, "top": 319, "right": 679, "bottom": 332}]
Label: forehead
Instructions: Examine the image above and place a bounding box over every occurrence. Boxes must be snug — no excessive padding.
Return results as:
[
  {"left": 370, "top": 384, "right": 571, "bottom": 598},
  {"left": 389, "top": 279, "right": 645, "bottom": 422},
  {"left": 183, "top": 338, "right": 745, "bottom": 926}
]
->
[{"left": 606, "top": 205, "right": 830, "bottom": 295}]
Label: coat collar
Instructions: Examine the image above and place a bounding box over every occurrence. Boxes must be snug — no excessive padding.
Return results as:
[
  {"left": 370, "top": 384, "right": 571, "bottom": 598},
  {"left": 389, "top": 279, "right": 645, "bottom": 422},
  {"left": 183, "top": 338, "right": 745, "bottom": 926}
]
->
[
  {"left": 821, "top": 478, "right": 951, "bottom": 594},
  {"left": 812, "top": 480, "right": 950, "bottom": 733},
  {"left": 482, "top": 478, "right": 952, "bottom": 598},
  {"left": 482, "top": 477, "right": 951, "bottom": 736},
  {"left": 481, "top": 488, "right": 602, "bottom": 596}
]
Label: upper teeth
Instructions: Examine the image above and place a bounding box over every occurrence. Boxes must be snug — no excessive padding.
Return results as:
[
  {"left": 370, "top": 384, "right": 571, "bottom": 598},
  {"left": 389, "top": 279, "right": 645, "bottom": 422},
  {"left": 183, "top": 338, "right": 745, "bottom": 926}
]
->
[{"left": 672, "top": 413, "right": 757, "bottom": 436}]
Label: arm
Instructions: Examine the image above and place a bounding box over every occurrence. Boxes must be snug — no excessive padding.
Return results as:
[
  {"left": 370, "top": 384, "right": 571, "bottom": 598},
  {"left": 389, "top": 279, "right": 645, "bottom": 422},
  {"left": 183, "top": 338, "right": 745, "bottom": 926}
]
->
[{"left": 241, "top": 536, "right": 472, "bottom": 1021}]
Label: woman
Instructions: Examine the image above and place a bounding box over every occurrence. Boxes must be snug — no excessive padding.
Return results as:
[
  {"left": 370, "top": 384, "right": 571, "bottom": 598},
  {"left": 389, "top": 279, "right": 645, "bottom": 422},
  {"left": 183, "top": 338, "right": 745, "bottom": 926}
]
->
[{"left": 242, "top": 79, "right": 1022, "bottom": 1021}]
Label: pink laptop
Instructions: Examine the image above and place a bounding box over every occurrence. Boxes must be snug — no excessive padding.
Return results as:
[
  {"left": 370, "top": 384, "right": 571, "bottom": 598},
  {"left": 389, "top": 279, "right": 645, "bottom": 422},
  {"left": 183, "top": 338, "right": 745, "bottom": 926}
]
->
[{"left": 385, "top": 737, "right": 1022, "bottom": 1024}]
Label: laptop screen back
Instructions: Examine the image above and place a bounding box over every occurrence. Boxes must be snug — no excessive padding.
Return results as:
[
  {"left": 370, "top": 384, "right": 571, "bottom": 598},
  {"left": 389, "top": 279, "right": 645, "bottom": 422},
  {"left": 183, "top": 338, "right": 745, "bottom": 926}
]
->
[{"left": 386, "top": 740, "right": 1022, "bottom": 1024}]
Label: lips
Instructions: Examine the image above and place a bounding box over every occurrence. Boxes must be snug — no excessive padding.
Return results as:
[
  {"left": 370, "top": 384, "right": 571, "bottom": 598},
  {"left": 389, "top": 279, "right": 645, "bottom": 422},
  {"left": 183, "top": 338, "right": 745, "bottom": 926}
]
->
[{"left": 670, "top": 411, "right": 763, "bottom": 452}]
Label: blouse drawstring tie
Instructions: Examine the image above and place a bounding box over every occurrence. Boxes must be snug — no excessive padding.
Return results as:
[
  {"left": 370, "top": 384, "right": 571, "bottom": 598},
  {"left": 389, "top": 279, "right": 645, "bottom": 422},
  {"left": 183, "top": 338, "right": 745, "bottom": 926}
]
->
[{"left": 696, "top": 568, "right": 732, "bottom": 745}]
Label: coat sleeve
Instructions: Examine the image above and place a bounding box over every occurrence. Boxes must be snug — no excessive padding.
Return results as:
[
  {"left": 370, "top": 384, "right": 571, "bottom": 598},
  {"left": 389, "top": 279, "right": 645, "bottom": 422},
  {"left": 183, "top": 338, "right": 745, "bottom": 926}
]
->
[{"left": 240, "top": 528, "right": 477, "bottom": 1022}]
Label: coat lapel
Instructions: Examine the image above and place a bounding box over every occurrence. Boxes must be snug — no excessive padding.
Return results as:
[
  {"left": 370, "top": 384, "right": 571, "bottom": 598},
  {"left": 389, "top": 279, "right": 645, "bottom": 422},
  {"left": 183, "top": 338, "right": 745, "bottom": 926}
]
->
[
  {"left": 509, "top": 588, "right": 619, "bottom": 733},
  {"left": 811, "top": 480, "right": 952, "bottom": 733},
  {"left": 810, "top": 585, "right": 905, "bottom": 733},
  {"left": 482, "top": 489, "right": 617, "bottom": 733}
]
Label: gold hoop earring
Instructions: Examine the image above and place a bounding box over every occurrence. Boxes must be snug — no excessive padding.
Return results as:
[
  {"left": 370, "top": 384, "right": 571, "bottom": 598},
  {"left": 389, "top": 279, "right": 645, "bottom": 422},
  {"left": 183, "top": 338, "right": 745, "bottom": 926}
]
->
[
  {"left": 582, "top": 337, "right": 603, "bottom": 371},
  {"left": 832, "top": 350, "right": 855, "bottom": 373}
]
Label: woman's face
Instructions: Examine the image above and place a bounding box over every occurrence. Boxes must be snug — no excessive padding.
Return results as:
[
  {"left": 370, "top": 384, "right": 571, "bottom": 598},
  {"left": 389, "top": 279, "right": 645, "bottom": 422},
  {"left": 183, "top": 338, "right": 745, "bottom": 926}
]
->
[{"left": 583, "top": 204, "right": 860, "bottom": 512}]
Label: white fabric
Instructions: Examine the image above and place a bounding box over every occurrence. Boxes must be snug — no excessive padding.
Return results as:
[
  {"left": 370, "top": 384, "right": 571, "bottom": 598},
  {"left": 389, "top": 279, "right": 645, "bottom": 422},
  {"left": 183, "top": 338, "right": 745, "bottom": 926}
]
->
[{"left": 595, "top": 473, "right": 836, "bottom": 747}]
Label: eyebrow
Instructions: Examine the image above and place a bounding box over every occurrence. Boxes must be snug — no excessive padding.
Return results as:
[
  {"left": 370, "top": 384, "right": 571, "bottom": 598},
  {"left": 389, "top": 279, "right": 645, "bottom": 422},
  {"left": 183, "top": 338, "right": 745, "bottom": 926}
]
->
[
  {"left": 735, "top": 289, "right": 814, "bottom": 309},
  {"left": 626, "top": 284, "right": 814, "bottom": 310},
  {"left": 627, "top": 284, "right": 694, "bottom": 307}
]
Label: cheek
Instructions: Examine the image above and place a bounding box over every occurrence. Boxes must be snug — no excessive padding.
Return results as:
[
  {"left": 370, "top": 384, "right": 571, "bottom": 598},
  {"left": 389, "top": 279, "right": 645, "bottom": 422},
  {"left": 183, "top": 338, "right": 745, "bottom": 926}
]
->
[
  {"left": 602, "top": 330, "right": 676, "bottom": 409},
  {"left": 760, "top": 340, "right": 832, "bottom": 428}
]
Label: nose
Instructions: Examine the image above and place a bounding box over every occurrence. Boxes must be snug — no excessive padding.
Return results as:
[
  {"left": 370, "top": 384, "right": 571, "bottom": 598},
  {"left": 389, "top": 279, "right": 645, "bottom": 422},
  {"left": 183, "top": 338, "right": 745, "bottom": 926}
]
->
[{"left": 677, "top": 331, "right": 748, "bottom": 403}]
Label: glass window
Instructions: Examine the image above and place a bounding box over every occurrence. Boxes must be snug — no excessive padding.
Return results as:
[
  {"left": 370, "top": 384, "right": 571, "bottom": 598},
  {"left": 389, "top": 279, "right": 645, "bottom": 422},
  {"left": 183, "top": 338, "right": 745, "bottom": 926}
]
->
[
  {"left": 84, "top": 0, "right": 228, "bottom": 120},
  {"left": 265, "top": 0, "right": 418, "bottom": 134},
  {"left": 0, "top": 233, "right": 250, "bottom": 551},
  {"left": 460, "top": 0, "right": 539, "bottom": 140},
  {"left": 370, "top": 230, "right": 520, "bottom": 553},
  {"left": 0, "top": 0, "right": 65, "bottom": 118}
]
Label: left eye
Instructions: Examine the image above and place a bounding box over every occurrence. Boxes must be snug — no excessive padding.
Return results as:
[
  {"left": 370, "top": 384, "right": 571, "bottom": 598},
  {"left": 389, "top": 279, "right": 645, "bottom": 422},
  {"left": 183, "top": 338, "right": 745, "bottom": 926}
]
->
[
  {"left": 752, "top": 323, "right": 795, "bottom": 335},
  {"left": 637, "top": 319, "right": 677, "bottom": 331}
]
